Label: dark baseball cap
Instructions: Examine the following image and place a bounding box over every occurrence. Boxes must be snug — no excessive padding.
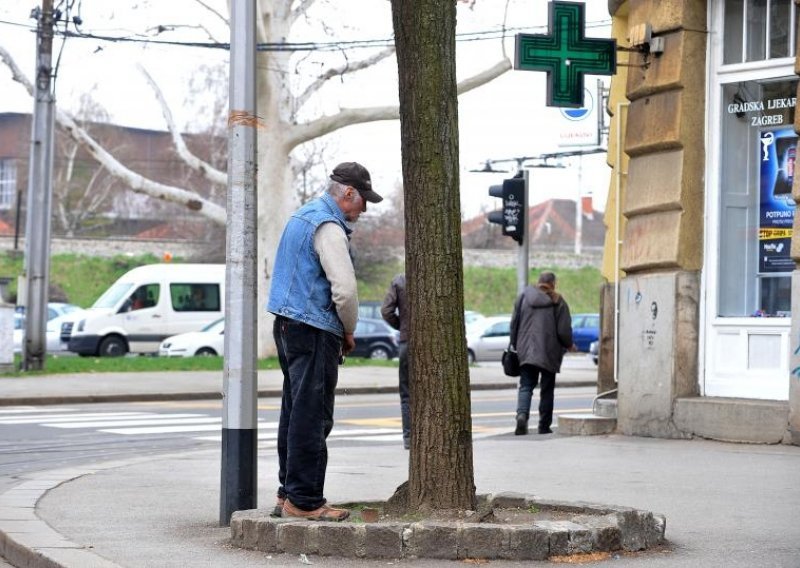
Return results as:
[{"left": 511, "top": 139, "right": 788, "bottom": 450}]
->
[{"left": 330, "top": 162, "right": 383, "bottom": 203}]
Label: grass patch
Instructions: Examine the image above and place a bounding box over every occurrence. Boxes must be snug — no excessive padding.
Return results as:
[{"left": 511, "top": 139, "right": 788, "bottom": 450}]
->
[
  {"left": 360, "top": 262, "right": 602, "bottom": 315},
  {"left": 0, "top": 354, "right": 397, "bottom": 377},
  {"left": 1, "top": 254, "right": 600, "bottom": 315}
]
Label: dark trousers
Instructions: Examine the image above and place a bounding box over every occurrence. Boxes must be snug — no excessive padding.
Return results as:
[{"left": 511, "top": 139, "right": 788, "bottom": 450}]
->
[
  {"left": 274, "top": 317, "right": 340, "bottom": 511},
  {"left": 398, "top": 342, "right": 410, "bottom": 441},
  {"left": 516, "top": 364, "right": 556, "bottom": 430}
]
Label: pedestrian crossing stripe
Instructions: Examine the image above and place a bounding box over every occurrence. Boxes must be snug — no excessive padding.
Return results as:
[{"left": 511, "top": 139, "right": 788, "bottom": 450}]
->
[{"left": 0, "top": 407, "right": 549, "bottom": 442}]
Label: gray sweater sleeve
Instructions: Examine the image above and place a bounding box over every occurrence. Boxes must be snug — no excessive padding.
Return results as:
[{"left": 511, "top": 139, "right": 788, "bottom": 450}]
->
[{"left": 314, "top": 222, "right": 358, "bottom": 334}]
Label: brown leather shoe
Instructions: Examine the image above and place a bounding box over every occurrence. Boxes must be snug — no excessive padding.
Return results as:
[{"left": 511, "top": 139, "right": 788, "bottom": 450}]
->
[
  {"left": 282, "top": 499, "right": 350, "bottom": 521},
  {"left": 270, "top": 496, "right": 285, "bottom": 518}
]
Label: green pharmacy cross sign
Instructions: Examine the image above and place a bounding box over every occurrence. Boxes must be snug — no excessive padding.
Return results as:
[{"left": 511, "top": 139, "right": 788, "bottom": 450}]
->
[{"left": 515, "top": 1, "right": 616, "bottom": 108}]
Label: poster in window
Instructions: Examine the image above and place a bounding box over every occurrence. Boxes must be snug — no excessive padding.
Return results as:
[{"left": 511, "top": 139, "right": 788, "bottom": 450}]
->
[{"left": 759, "top": 128, "right": 796, "bottom": 273}]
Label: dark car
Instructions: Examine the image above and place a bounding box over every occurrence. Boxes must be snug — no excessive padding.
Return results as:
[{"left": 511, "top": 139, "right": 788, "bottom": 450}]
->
[
  {"left": 351, "top": 318, "right": 399, "bottom": 360},
  {"left": 571, "top": 313, "right": 599, "bottom": 352},
  {"left": 358, "top": 301, "right": 382, "bottom": 320}
]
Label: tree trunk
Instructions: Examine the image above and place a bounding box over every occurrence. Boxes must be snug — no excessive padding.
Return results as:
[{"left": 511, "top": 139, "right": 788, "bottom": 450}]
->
[{"left": 390, "top": 0, "right": 475, "bottom": 512}]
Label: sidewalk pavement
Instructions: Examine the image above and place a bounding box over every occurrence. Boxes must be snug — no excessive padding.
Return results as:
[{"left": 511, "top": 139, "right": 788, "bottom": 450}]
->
[
  {"left": 3, "top": 355, "right": 798, "bottom": 567},
  {"left": 0, "top": 354, "right": 599, "bottom": 406}
]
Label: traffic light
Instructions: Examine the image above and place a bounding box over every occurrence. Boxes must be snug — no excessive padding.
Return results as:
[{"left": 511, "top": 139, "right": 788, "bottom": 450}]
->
[{"left": 487, "top": 174, "right": 526, "bottom": 244}]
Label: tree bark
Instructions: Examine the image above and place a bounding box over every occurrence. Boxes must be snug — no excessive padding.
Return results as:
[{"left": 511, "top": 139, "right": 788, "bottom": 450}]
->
[{"left": 390, "top": 0, "right": 475, "bottom": 512}]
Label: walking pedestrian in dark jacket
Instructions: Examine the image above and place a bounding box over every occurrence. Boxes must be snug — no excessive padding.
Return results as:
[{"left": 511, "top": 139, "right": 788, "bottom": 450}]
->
[
  {"left": 380, "top": 273, "right": 410, "bottom": 449},
  {"left": 510, "top": 271, "right": 574, "bottom": 435}
]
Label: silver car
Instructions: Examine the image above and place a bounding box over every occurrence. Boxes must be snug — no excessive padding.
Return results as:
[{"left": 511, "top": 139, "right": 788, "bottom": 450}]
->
[{"left": 466, "top": 315, "right": 511, "bottom": 364}]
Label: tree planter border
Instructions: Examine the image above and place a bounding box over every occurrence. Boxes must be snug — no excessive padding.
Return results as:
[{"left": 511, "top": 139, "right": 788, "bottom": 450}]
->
[{"left": 230, "top": 492, "right": 666, "bottom": 561}]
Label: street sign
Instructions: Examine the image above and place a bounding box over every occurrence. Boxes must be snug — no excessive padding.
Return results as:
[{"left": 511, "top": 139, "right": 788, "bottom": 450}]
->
[{"left": 515, "top": 1, "right": 616, "bottom": 108}]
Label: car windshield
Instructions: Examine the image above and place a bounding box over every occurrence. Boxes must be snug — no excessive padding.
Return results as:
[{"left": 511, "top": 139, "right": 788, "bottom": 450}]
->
[
  {"left": 202, "top": 317, "right": 225, "bottom": 332},
  {"left": 92, "top": 283, "right": 133, "bottom": 309}
]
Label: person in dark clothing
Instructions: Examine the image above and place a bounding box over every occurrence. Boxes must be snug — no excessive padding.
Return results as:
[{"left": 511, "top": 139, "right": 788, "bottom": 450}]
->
[
  {"left": 380, "top": 273, "right": 410, "bottom": 449},
  {"left": 509, "top": 271, "right": 575, "bottom": 435}
]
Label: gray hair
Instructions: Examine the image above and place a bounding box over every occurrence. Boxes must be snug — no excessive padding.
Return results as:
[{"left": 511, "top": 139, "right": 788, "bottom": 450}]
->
[{"left": 327, "top": 180, "right": 349, "bottom": 197}]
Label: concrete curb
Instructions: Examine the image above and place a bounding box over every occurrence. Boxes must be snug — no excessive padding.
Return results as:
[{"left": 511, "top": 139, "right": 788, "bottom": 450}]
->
[
  {"left": 0, "top": 464, "right": 133, "bottom": 568},
  {"left": 0, "top": 452, "right": 205, "bottom": 568},
  {"left": 230, "top": 492, "right": 666, "bottom": 561},
  {"left": 0, "top": 381, "right": 597, "bottom": 407}
]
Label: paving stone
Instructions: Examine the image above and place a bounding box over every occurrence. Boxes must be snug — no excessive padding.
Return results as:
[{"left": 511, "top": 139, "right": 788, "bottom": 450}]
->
[
  {"left": 459, "top": 524, "right": 509, "bottom": 559},
  {"left": 317, "top": 523, "right": 361, "bottom": 557},
  {"left": 490, "top": 492, "right": 529, "bottom": 508},
  {"left": 507, "top": 526, "right": 550, "bottom": 560},
  {"left": 568, "top": 526, "right": 593, "bottom": 553},
  {"left": 254, "top": 518, "right": 280, "bottom": 552},
  {"left": 278, "top": 522, "right": 317, "bottom": 554},
  {"left": 573, "top": 514, "right": 622, "bottom": 551},
  {"left": 407, "top": 522, "right": 459, "bottom": 559},
  {"left": 365, "top": 523, "right": 405, "bottom": 558},
  {"left": 534, "top": 520, "right": 577, "bottom": 556}
]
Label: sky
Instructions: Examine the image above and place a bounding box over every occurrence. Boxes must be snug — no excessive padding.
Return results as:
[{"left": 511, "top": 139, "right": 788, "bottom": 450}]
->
[{"left": 0, "top": 0, "right": 614, "bottom": 219}]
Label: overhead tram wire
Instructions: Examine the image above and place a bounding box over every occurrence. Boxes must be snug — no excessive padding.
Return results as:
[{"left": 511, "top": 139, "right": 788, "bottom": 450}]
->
[{"left": 0, "top": 17, "right": 612, "bottom": 53}]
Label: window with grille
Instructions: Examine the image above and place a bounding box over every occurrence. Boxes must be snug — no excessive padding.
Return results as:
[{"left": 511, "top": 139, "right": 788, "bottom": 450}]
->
[{"left": 0, "top": 159, "right": 16, "bottom": 211}]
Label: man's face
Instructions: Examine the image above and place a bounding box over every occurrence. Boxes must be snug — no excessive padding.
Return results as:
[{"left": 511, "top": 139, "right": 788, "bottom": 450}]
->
[{"left": 342, "top": 187, "right": 367, "bottom": 223}]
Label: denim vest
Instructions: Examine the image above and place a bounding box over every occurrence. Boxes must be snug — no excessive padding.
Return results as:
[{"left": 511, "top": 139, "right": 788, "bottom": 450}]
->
[{"left": 267, "top": 193, "right": 352, "bottom": 336}]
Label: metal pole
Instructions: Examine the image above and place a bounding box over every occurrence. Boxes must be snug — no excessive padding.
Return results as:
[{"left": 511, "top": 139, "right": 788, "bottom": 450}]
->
[
  {"left": 574, "top": 154, "right": 583, "bottom": 256},
  {"left": 23, "top": 0, "right": 56, "bottom": 371},
  {"left": 220, "top": 0, "right": 258, "bottom": 527},
  {"left": 517, "top": 169, "right": 530, "bottom": 295}
]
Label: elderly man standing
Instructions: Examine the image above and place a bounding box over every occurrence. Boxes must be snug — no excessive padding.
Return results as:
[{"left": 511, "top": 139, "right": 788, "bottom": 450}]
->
[{"left": 268, "top": 162, "right": 383, "bottom": 521}]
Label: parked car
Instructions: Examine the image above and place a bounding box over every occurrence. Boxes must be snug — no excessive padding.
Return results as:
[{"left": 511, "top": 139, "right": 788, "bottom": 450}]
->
[
  {"left": 159, "top": 317, "right": 224, "bottom": 357},
  {"left": 466, "top": 315, "right": 511, "bottom": 364},
  {"left": 351, "top": 318, "right": 399, "bottom": 360},
  {"left": 358, "top": 301, "right": 382, "bottom": 320},
  {"left": 571, "top": 313, "right": 600, "bottom": 352},
  {"left": 589, "top": 340, "right": 599, "bottom": 365},
  {"left": 13, "top": 303, "right": 85, "bottom": 354}
]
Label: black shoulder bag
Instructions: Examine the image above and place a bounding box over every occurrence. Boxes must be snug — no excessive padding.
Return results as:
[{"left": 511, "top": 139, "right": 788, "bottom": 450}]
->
[{"left": 502, "top": 300, "right": 523, "bottom": 377}]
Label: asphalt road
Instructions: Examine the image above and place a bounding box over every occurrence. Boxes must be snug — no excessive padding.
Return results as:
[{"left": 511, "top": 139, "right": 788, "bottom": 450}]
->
[{"left": 0, "top": 387, "right": 596, "bottom": 492}]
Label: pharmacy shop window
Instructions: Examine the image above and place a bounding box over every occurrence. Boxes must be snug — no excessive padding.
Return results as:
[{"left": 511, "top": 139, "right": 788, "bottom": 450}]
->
[{"left": 718, "top": 77, "right": 797, "bottom": 317}]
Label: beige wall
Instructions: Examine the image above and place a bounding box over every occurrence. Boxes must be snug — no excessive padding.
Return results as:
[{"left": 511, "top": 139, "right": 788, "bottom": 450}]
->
[{"left": 620, "top": 0, "right": 707, "bottom": 273}]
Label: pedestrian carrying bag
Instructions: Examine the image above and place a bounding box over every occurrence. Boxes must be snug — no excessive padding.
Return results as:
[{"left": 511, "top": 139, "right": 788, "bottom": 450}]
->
[
  {"left": 502, "top": 348, "right": 520, "bottom": 377},
  {"left": 502, "top": 301, "right": 523, "bottom": 377}
]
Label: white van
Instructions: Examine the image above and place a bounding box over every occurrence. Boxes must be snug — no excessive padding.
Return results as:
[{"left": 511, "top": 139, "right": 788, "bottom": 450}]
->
[{"left": 68, "top": 264, "right": 226, "bottom": 357}]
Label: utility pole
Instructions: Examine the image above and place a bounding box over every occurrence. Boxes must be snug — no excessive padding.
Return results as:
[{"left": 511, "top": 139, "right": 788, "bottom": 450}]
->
[
  {"left": 575, "top": 154, "right": 583, "bottom": 255},
  {"left": 517, "top": 169, "right": 530, "bottom": 295},
  {"left": 23, "top": 0, "right": 56, "bottom": 371},
  {"left": 220, "top": 0, "right": 258, "bottom": 526}
]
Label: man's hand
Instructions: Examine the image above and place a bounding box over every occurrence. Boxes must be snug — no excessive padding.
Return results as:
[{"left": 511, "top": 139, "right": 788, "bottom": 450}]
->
[
  {"left": 343, "top": 333, "right": 356, "bottom": 355},
  {"left": 569, "top": 344, "right": 578, "bottom": 353}
]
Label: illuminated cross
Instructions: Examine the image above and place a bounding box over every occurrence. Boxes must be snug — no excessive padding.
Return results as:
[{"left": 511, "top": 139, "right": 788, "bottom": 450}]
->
[{"left": 515, "top": 1, "right": 616, "bottom": 108}]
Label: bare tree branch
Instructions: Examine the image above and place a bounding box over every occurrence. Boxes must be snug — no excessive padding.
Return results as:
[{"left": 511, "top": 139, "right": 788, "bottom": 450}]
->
[
  {"left": 290, "top": 0, "right": 318, "bottom": 25},
  {"left": 295, "top": 47, "right": 396, "bottom": 111},
  {"left": 139, "top": 64, "right": 227, "bottom": 186},
  {"left": 0, "top": 44, "right": 226, "bottom": 225},
  {"left": 285, "top": 58, "right": 512, "bottom": 150},
  {"left": 193, "top": 0, "right": 229, "bottom": 26}
]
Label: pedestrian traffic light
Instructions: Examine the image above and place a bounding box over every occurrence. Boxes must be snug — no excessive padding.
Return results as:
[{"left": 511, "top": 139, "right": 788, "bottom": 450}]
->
[{"left": 487, "top": 174, "right": 526, "bottom": 244}]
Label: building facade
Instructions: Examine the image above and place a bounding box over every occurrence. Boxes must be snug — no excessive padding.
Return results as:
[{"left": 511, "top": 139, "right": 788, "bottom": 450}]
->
[{"left": 603, "top": 0, "right": 799, "bottom": 444}]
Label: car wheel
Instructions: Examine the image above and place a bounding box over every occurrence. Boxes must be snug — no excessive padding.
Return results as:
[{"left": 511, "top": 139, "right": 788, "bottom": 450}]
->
[
  {"left": 195, "top": 347, "right": 218, "bottom": 357},
  {"left": 467, "top": 349, "right": 476, "bottom": 365},
  {"left": 98, "top": 335, "right": 127, "bottom": 357},
  {"left": 369, "top": 346, "right": 390, "bottom": 360}
]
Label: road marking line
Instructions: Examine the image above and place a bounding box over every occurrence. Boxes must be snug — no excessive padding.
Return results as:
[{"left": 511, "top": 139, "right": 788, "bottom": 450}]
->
[
  {"left": 0, "top": 412, "right": 161, "bottom": 424},
  {"left": 0, "top": 407, "right": 77, "bottom": 415},
  {"left": 47, "top": 417, "right": 224, "bottom": 429}
]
